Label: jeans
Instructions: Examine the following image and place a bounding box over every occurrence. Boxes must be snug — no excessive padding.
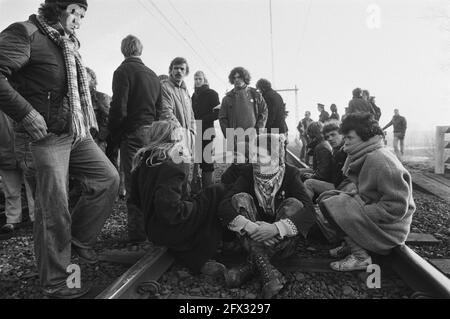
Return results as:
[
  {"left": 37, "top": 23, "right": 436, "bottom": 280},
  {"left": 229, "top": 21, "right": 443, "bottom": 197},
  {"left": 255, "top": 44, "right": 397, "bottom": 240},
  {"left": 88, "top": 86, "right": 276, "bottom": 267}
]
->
[
  {"left": 230, "top": 193, "right": 301, "bottom": 259},
  {"left": 0, "top": 169, "right": 22, "bottom": 224},
  {"left": 30, "top": 133, "right": 119, "bottom": 289},
  {"left": 15, "top": 132, "right": 37, "bottom": 222},
  {"left": 120, "top": 126, "right": 151, "bottom": 242},
  {"left": 393, "top": 132, "right": 405, "bottom": 158}
]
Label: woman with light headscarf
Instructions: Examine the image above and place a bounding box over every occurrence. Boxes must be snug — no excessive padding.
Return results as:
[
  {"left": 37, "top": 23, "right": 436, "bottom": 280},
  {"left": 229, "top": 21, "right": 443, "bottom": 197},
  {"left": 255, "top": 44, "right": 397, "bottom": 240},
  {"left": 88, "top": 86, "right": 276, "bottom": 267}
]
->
[{"left": 217, "top": 134, "right": 315, "bottom": 298}]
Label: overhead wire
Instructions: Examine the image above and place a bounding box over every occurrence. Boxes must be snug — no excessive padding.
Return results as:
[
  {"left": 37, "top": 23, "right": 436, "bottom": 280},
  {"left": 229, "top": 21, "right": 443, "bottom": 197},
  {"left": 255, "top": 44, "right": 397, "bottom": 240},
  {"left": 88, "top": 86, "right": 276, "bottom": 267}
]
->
[
  {"left": 167, "top": 0, "right": 225, "bottom": 70},
  {"left": 295, "top": 0, "right": 313, "bottom": 60},
  {"left": 146, "top": 0, "right": 227, "bottom": 86}
]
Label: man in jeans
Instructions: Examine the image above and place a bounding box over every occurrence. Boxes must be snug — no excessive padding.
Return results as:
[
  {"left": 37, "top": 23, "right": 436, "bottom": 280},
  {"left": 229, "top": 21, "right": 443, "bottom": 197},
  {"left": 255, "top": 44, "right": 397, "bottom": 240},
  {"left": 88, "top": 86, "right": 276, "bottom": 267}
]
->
[
  {"left": 0, "top": 0, "right": 119, "bottom": 298},
  {"left": 109, "top": 35, "right": 162, "bottom": 243}
]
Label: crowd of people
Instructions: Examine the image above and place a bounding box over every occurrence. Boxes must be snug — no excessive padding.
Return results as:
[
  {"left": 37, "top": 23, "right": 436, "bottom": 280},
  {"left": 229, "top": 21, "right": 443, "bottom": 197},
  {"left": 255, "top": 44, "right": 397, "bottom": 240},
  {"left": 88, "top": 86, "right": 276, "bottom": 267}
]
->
[{"left": 0, "top": 0, "right": 415, "bottom": 299}]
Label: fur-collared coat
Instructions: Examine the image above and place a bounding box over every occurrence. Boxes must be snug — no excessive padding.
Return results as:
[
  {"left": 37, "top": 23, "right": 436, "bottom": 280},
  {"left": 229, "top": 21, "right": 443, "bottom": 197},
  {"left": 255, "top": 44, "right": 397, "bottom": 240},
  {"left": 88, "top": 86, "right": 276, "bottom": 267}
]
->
[{"left": 320, "top": 142, "right": 415, "bottom": 255}]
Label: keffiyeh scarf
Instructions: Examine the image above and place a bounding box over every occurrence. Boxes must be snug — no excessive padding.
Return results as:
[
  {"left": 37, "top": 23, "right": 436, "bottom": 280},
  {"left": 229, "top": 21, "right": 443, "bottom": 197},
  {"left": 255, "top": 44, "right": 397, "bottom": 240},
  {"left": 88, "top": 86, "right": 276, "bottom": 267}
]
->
[
  {"left": 253, "top": 134, "right": 286, "bottom": 215},
  {"left": 35, "top": 15, "right": 98, "bottom": 138}
]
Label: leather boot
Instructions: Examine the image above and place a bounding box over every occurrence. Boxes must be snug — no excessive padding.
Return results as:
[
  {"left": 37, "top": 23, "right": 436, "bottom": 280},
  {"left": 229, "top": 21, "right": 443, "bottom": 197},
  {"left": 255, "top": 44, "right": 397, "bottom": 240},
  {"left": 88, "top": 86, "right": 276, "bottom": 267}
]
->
[
  {"left": 224, "top": 260, "right": 255, "bottom": 288},
  {"left": 202, "top": 171, "right": 213, "bottom": 188},
  {"left": 251, "top": 250, "right": 285, "bottom": 299}
]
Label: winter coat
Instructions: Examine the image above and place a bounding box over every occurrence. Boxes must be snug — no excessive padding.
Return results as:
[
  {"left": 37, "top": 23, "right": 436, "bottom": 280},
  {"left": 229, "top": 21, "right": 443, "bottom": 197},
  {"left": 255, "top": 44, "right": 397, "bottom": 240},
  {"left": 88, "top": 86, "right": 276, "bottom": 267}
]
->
[
  {"left": 108, "top": 57, "right": 161, "bottom": 143},
  {"left": 321, "top": 139, "right": 415, "bottom": 255},
  {"left": 347, "top": 98, "right": 375, "bottom": 116},
  {"left": 219, "top": 86, "right": 268, "bottom": 136},
  {"left": 218, "top": 164, "right": 316, "bottom": 238},
  {"left": 330, "top": 112, "right": 340, "bottom": 121},
  {"left": 90, "top": 90, "right": 111, "bottom": 143},
  {"left": 160, "top": 78, "right": 196, "bottom": 154},
  {"left": 0, "top": 111, "right": 16, "bottom": 170},
  {"left": 383, "top": 115, "right": 407, "bottom": 134},
  {"left": 308, "top": 138, "right": 333, "bottom": 182},
  {"left": 319, "top": 110, "right": 330, "bottom": 123},
  {"left": 331, "top": 144, "right": 347, "bottom": 188},
  {"left": 129, "top": 157, "right": 226, "bottom": 271},
  {"left": 0, "top": 15, "right": 71, "bottom": 134},
  {"left": 262, "top": 89, "right": 287, "bottom": 134},
  {"left": 192, "top": 85, "right": 219, "bottom": 133}
]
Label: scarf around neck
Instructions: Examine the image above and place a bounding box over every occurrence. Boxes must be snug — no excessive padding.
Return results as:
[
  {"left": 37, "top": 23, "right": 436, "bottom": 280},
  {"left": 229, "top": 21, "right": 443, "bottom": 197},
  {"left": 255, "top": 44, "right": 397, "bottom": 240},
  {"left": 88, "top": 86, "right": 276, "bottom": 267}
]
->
[
  {"left": 342, "top": 135, "right": 384, "bottom": 177},
  {"left": 34, "top": 15, "right": 98, "bottom": 138},
  {"left": 252, "top": 134, "right": 286, "bottom": 215}
]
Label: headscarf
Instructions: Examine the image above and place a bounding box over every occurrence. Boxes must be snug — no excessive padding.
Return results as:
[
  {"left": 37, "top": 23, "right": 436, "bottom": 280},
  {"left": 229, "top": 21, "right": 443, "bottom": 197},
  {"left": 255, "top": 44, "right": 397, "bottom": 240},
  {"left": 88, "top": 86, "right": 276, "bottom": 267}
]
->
[{"left": 252, "top": 134, "right": 286, "bottom": 215}]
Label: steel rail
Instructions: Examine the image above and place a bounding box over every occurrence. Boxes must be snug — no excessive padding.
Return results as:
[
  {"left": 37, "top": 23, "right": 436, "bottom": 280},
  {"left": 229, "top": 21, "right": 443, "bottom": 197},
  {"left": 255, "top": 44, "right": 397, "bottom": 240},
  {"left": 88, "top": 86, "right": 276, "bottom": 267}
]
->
[
  {"left": 96, "top": 246, "right": 174, "bottom": 299},
  {"left": 384, "top": 245, "right": 450, "bottom": 299}
]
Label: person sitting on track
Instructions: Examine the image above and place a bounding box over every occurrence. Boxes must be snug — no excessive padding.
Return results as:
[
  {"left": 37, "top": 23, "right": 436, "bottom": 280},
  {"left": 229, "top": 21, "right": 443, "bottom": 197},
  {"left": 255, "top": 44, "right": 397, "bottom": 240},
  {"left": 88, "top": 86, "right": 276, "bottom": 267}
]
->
[
  {"left": 316, "top": 113, "right": 416, "bottom": 271},
  {"left": 217, "top": 133, "right": 315, "bottom": 298},
  {"left": 303, "top": 120, "right": 354, "bottom": 201},
  {"left": 129, "top": 120, "right": 227, "bottom": 275},
  {"left": 299, "top": 121, "right": 333, "bottom": 183}
]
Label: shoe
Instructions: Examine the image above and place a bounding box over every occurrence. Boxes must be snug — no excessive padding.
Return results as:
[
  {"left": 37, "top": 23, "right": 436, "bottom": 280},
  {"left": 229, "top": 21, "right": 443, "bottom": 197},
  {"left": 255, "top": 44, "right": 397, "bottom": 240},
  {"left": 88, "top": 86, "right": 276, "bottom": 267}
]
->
[
  {"left": 43, "top": 285, "right": 90, "bottom": 299},
  {"left": 330, "top": 254, "right": 372, "bottom": 272},
  {"left": 0, "top": 223, "right": 17, "bottom": 240},
  {"left": 201, "top": 260, "right": 226, "bottom": 278},
  {"left": 72, "top": 246, "right": 98, "bottom": 264},
  {"left": 224, "top": 261, "right": 255, "bottom": 288},
  {"left": 329, "top": 242, "right": 351, "bottom": 258},
  {"left": 0, "top": 223, "right": 16, "bottom": 234}
]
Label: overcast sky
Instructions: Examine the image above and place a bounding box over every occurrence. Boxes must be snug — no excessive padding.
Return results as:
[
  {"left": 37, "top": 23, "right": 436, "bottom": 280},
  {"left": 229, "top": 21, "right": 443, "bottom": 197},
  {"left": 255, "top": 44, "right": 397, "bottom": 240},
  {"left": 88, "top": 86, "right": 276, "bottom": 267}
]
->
[{"left": 1, "top": 0, "right": 449, "bottom": 133}]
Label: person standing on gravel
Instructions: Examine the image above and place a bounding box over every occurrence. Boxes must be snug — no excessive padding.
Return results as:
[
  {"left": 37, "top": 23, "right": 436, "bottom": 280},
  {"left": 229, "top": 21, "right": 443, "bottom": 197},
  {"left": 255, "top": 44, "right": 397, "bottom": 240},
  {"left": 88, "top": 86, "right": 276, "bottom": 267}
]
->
[
  {"left": 160, "top": 57, "right": 196, "bottom": 198},
  {"left": 191, "top": 71, "right": 220, "bottom": 191},
  {"left": 382, "top": 108, "right": 407, "bottom": 159},
  {"left": 109, "top": 35, "right": 162, "bottom": 244},
  {"left": 0, "top": 0, "right": 119, "bottom": 298}
]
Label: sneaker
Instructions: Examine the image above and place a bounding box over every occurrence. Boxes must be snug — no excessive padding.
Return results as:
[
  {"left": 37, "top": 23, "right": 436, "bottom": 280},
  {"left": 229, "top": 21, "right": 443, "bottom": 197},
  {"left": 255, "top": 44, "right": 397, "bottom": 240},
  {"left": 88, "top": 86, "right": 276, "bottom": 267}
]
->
[
  {"left": 43, "top": 285, "right": 90, "bottom": 299},
  {"left": 330, "top": 254, "right": 372, "bottom": 272},
  {"left": 329, "top": 242, "right": 351, "bottom": 258},
  {"left": 72, "top": 246, "right": 98, "bottom": 264}
]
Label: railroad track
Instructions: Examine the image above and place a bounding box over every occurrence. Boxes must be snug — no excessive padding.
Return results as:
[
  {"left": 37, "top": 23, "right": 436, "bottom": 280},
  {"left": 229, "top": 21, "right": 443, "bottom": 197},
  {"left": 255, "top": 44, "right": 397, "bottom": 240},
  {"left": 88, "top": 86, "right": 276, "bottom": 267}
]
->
[
  {"left": 96, "top": 150, "right": 450, "bottom": 299},
  {"left": 95, "top": 242, "right": 450, "bottom": 299}
]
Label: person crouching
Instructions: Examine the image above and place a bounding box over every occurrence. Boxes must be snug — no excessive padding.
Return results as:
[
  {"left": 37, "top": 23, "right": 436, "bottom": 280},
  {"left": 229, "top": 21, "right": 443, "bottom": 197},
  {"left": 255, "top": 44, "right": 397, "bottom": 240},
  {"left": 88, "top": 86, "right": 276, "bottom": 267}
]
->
[{"left": 218, "top": 134, "right": 315, "bottom": 298}]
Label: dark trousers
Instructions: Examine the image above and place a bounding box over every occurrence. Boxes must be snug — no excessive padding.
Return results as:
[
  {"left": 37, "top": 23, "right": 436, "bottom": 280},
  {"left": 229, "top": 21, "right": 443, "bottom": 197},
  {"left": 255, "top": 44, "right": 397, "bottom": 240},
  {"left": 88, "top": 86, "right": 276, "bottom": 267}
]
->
[{"left": 120, "top": 125, "right": 152, "bottom": 241}]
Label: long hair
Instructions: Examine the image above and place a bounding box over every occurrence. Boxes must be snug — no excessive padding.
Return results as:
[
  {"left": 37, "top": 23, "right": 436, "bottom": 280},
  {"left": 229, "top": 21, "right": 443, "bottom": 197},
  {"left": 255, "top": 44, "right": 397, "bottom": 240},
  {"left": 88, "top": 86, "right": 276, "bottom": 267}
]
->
[
  {"left": 256, "top": 78, "right": 272, "bottom": 92},
  {"left": 194, "top": 70, "right": 209, "bottom": 85},
  {"left": 306, "top": 121, "right": 324, "bottom": 140},
  {"left": 228, "top": 67, "right": 251, "bottom": 85},
  {"left": 132, "top": 121, "right": 181, "bottom": 171}
]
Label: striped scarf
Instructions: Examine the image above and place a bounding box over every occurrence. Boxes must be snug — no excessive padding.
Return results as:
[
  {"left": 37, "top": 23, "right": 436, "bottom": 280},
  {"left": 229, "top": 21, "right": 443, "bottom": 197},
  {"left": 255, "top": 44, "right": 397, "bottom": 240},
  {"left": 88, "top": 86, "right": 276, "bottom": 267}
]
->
[{"left": 35, "top": 15, "right": 98, "bottom": 138}]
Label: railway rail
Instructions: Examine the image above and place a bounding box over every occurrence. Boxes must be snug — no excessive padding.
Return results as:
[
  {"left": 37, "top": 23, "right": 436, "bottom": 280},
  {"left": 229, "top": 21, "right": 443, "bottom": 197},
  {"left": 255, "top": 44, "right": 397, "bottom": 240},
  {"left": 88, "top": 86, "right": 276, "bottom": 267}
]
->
[{"left": 96, "top": 150, "right": 450, "bottom": 299}]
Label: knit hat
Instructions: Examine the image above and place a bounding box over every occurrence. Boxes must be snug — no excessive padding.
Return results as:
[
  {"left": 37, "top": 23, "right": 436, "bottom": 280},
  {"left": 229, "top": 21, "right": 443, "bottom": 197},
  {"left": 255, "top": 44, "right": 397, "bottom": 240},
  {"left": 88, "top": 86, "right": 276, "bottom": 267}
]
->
[{"left": 45, "top": 0, "right": 88, "bottom": 9}]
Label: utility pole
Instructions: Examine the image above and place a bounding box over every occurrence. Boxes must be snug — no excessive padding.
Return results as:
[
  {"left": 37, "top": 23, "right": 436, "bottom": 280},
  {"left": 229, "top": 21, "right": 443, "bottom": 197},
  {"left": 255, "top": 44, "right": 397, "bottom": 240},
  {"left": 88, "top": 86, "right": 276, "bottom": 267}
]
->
[{"left": 269, "top": 0, "right": 275, "bottom": 85}]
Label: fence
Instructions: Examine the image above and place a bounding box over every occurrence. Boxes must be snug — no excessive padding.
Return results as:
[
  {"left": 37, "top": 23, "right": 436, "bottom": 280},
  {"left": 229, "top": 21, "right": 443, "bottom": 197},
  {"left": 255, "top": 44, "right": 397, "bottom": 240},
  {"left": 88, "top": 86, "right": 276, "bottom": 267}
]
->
[{"left": 435, "top": 126, "right": 450, "bottom": 174}]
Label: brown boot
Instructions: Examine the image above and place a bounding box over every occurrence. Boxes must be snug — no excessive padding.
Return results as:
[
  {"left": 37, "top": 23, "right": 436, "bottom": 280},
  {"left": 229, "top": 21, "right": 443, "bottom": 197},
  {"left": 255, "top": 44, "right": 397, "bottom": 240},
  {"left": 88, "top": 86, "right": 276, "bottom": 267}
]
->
[
  {"left": 224, "top": 261, "right": 255, "bottom": 288},
  {"left": 251, "top": 250, "right": 285, "bottom": 299}
]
